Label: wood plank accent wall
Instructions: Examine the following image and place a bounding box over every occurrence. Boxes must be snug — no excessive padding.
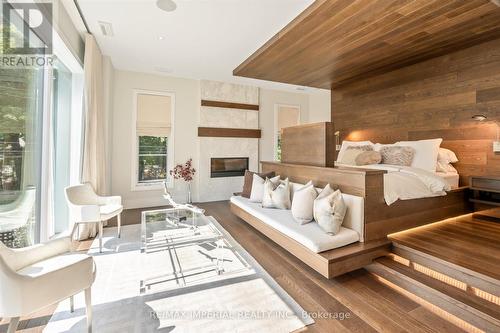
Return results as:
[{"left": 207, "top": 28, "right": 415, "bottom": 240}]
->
[
  {"left": 201, "top": 100, "right": 259, "bottom": 111},
  {"left": 281, "top": 122, "right": 335, "bottom": 167},
  {"left": 197, "top": 127, "right": 261, "bottom": 138},
  {"left": 332, "top": 39, "right": 500, "bottom": 186}
]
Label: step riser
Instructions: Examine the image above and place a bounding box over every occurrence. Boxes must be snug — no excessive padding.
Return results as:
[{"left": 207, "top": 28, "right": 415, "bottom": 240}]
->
[
  {"left": 367, "top": 262, "right": 500, "bottom": 333},
  {"left": 393, "top": 243, "right": 500, "bottom": 298}
]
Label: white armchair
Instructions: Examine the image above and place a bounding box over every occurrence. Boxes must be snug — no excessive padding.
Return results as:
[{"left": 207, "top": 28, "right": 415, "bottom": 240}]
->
[
  {"left": 0, "top": 237, "right": 96, "bottom": 333},
  {"left": 65, "top": 183, "right": 123, "bottom": 253}
]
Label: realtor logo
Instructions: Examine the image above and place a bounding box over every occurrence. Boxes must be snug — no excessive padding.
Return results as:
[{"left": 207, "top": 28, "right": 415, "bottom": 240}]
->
[{"left": 2, "top": 1, "right": 53, "bottom": 55}]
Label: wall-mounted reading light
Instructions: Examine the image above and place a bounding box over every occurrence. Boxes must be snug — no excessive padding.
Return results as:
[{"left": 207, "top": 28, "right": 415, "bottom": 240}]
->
[
  {"left": 472, "top": 114, "right": 500, "bottom": 152},
  {"left": 334, "top": 131, "right": 341, "bottom": 151}
]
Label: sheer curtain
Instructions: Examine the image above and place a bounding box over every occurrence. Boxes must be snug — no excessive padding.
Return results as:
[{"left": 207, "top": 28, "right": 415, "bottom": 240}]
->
[{"left": 77, "top": 34, "right": 107, "bottom": 240}]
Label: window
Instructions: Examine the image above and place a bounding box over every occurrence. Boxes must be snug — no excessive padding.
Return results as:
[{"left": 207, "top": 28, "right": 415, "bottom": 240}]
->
[
  {"left": 132, "top": 91, "right": 174, "bottom": 190},
  {"left": 138, "top": 136, "right": 168, "bottom": 183},
  {"left": 274, "top": 104, "right": 300, "bottom": 161}
]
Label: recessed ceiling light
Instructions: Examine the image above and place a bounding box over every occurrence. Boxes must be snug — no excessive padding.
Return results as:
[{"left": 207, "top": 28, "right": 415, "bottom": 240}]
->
[
  {"left": 158, "top": 36, "right": 165, "bottom": 40},
  {"left": 157, "top": 0, "right": 177, "bottom": 12}
]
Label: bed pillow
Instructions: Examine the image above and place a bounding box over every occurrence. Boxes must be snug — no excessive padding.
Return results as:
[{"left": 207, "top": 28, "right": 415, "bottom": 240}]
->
[
  {"left": 250, "top": 174, "right": 280, "bottom": 202},
  {"left": 379, "top": 146, "right": 415, "bottom": 166},
  {"left": 241, "top": 170, "right": 275, "bottom": 198},
  {"left": 262, "top": 178, "right": 291, "bottom": 209},
  {"left": 338, "top": 145, "right": 373, "bottom": 165},
  {"left": 438, "top": 148, "right": 458, "bottom": 164},
  {"left": 436, "top": 160, "right": 458, "bottom": 174},
  {"left": 356, "top": 151, "right": 382, "bottom": 165},
  {"left": 313, "top": 188, "right": 347, "bottom": 235},
  {"left": 291, "top": 181, "right": 318, "bottom": 225},
  {"left": 337, "top": 140, "right": 374, "bottom": 162},
  {"left": 395, "top": 139, "right": 443, "bottom": 172}
]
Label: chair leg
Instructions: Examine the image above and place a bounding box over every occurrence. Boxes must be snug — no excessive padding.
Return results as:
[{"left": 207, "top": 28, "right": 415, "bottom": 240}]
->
[
  {"left": 85, "top": 287, "right": 92, "bottom": 333},
  {"left": 70, "top": 295, "right": 75, "bottom": 312},
  {"left": 117, "top": 213, "right": 121, "bottom": 238},
  {"left": 7, "top": 317, "right": 20, "bottom": 333},
  {"left": 99, "top": 221, "right": 103, "bottom": 253}
]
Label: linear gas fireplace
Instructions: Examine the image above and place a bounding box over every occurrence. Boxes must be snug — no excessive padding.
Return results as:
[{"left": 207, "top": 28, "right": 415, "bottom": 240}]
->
[{"left": 210, "top": 157, "right": 249, "bottom": 178}]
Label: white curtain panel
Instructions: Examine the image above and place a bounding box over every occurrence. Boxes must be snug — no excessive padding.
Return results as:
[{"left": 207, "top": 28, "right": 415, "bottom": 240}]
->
[{"left": 79, "top": 34, "right": 107, "bottom": 240}]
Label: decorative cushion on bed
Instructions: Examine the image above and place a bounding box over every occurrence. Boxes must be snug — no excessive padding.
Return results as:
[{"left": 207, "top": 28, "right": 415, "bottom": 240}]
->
[
  {"left": 291, "top": 181, "right": 318, "bottom": 225},
  {"left": 250, "top": 174, "right": 280, "bottom": 202},
  {"left": 395, "top": 138, "right": 443, "bottom": 172},
  {"left": 262, "top": 178, "right": 291, "bottom": 209},
  {"left": 313, "top": 186, "right": 347, "bottom": 235},
  {"left": 355, "top": 151, "right": 382, "bottom": 165},
  {"left": 242, "top": 170, "right": 275, "bottom": 198},
  {"left": 337, "top": 140, "right": 374, "bottom": 162},
  {"left": 338, "top": 146, "right": 373, "bottom": 165},
  {"left": 379, "top": 146, "right": 415, "bottom": 166}
]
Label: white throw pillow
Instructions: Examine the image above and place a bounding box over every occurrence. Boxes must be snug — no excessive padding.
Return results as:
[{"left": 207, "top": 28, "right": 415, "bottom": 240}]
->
[
  {"left": 395, "top": 139, "right": 442, "bottom": 172},
  {"left": 262, "top": 178, "right": 291, "bottom": 209},
  {"left": 249, "top": 174, "right": 280, "bottom": 202},
  {"left": 313, "top": 187, "right": 347, "bottom": 235},
  {"left": 438, "top": 148, "right": 458, "bottom": 164},
  {"left": 313, "top": 184, "right": 334, "bottom": 222},
  {"left": 436, "top": 160, "right": 458, "bottom": 174},
  {"left": 337, "top": 140, "right": 374, "bottom": 163},
  {"left": 291, "top": 181, "right": 318, "bottom": 225}
]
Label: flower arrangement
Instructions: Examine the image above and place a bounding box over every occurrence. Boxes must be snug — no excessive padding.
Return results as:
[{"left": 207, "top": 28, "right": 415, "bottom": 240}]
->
[{"left": 170, "top": 158, "right": 196, "bottom": 182}]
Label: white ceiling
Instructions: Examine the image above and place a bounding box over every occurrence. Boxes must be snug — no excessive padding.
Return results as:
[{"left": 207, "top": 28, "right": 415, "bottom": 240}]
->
[{"left": 77, "top": 0, "right": 326, "bottom": 93}]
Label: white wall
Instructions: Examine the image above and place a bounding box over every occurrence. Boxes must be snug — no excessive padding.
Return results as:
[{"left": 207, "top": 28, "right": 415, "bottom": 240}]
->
[
  {"left": 111, "top": 70, "right": 200, "bottom": 208},
  {"left": 308, "top": 90, "right": 331, "bottom": 123},
  {"left": 109, "top": 70, "right": 331, "bottom": 207}
]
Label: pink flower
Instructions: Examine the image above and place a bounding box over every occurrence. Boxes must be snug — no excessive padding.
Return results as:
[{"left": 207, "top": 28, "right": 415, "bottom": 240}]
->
[{"left": 169, "top": 158, "right": 196, "bottom": 182}]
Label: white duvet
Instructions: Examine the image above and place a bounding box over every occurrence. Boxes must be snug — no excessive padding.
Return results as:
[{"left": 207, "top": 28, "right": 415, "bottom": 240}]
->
[{"left": 336, "top": 164, "right": 451, "bottom": 205}]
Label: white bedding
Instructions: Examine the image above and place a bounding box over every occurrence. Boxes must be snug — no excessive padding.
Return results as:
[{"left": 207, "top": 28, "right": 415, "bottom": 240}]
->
[
  {"left": 336, "top": 163, "right": 451, "bottom": 205},
  {"left": 437, "top": 172, "right": 459, "bottom": 189}
]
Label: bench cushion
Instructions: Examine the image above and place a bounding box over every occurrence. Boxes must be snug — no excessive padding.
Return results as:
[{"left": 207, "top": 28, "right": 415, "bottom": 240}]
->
[{"left": 231, "top": 196, "right": 360, "bottom": 253}]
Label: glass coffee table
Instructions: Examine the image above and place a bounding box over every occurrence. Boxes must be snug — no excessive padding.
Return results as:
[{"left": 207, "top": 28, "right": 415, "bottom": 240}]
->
[{"left": 140, "top": 206, "right": 226, "bottom": 293}]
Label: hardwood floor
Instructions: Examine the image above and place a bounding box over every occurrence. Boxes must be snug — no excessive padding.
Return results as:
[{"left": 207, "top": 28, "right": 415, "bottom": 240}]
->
[
  {"left": 1, "top": 202, "right": 470, "bottom": 332},
  {"left": 389, "top": 214, "right": 500, "bottom": 281},
  {"left": 200, "top": 201, "right": 466, "bottom": 333}
]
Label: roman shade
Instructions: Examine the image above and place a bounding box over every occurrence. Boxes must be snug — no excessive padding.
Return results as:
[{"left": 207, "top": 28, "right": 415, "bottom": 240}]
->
[{"left": 136, "top": 94, "right": 172, "bottom": 136}]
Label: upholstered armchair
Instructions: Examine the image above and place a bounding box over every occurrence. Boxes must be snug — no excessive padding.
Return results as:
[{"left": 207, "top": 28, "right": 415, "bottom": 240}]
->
[
  {"left": 65, "top": 183, "right": 123, "bottom": 253},
  {"left": 0, "top": 237, "right": 95, "bottom": 333}
]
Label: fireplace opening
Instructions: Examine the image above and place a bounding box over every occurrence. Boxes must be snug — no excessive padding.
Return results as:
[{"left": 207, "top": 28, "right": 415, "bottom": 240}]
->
[{"left": 211, "top": 157, "right": 249, "bottom": 178}]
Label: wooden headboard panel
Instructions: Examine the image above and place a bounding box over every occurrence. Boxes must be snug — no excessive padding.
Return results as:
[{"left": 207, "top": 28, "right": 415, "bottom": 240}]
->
[{"left": 331, "top": 39, "right": 500, "bottom": 186}]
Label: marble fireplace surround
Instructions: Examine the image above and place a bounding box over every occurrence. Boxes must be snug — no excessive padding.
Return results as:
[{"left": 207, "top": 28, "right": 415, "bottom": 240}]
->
[{"left": 198, "top": 80, "right": 259, "bottom": 202}]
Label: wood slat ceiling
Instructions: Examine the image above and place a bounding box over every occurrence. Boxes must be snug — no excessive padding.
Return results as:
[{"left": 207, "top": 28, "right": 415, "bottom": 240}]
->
[{"left": 233, "top": 0, "right": 500, "bottom": 89}]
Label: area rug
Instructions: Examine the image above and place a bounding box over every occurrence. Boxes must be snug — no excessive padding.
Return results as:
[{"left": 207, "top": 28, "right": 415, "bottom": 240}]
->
[{"left": 44, "top": 216, "right": 313, "bottom": 332}]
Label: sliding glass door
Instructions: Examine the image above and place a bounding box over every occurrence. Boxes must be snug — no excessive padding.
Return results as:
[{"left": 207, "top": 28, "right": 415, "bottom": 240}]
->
[
  {"left": 0, "top": 67, "right": 44, "bottom": 247},
  {"left": 1, "top": 6, "right": 84, "bottom": 247}
]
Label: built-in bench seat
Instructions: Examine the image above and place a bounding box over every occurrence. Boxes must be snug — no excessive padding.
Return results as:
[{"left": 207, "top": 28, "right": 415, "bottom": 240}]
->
[
  {"left": 230, "top": 196, "right": 360, "bottom": 253},
  {"left": 230, "top": 180, "right": 391, "bottom": 278}
]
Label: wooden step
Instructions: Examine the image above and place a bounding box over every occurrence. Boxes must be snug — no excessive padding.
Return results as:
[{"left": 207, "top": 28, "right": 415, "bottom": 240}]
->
[
  {"left": 392, "top": 242, "right": 500, "bottom": 297},
  {"left": 366, "top": 257, "right": 500, "bottom": 333}
]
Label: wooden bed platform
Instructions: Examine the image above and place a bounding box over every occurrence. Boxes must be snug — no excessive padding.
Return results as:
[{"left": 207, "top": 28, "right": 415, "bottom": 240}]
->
[
  {"left": 261, "top": 161, "right": 471, "bottom": 241},
  {"left": 230, "top": 161, "right": 471, "bottom": 279}
]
